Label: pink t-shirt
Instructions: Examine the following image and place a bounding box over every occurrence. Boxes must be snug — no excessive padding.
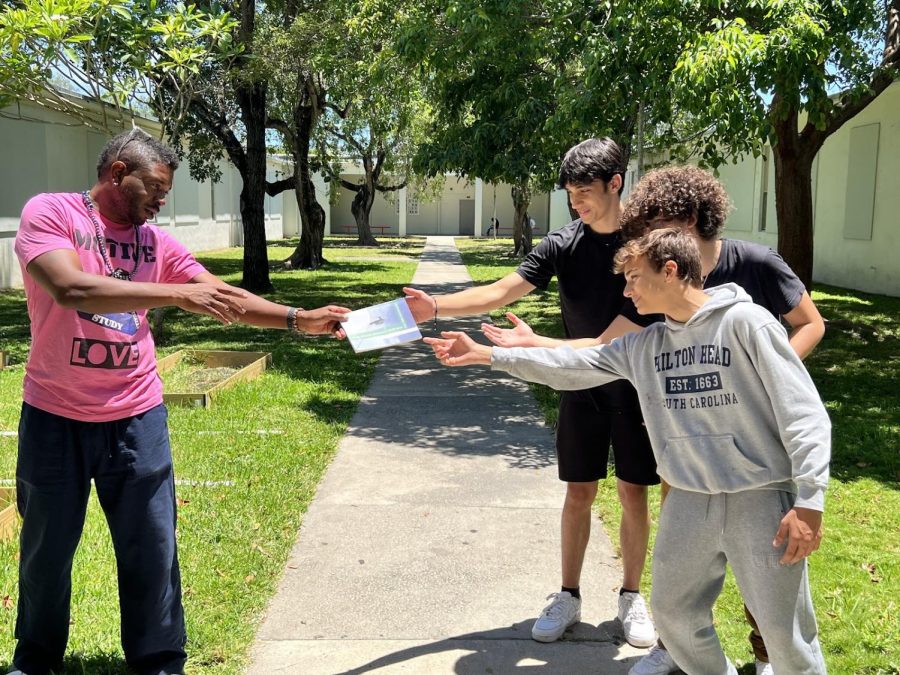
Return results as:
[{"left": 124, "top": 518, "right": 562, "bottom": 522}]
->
[{"left": 14, "top": 192, "right": 207, "bottom": 422}]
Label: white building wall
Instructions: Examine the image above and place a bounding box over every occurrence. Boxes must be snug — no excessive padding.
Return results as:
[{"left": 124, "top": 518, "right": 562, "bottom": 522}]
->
[
  {"left": 328, "top": 172, "right": 553, "bottom": 238},
  {"left": 807, "top": 84, "right": 900, "bottom": 295}
]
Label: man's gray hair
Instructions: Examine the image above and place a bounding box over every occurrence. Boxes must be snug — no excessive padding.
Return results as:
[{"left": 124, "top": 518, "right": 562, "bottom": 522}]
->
[{"left": 96, "top": 128, "right": 179, "bottom": 178}]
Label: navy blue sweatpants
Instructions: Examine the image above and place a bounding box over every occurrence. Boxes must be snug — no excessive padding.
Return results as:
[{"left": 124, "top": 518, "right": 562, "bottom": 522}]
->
[{"left": 13, "top": 402, "right": 186, "bottom": 675}]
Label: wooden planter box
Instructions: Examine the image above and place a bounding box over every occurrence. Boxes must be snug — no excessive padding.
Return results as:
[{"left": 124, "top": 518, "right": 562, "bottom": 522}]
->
[
  {"left": 157, "top": 350, "right": 272, "bottom": 408},
  {"left": 0, "top": 488, "right": 17, "bottom": 541},
  {"left": 0, "top": 351, "right": 8, "bottom": 370}
]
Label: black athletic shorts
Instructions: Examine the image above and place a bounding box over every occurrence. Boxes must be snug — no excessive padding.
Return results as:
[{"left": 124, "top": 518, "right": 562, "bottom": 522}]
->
[{"left": 555, "top": 390, "right": 659, "bottom": 485}]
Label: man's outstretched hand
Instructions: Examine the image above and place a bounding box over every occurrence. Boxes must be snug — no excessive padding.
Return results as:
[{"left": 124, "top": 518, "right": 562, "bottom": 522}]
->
[
  {"left": 296, "top": 305, "right": 351, "bottom": 337},
  {"left": 403, "top": 286, "right": 436, "bottom": 324},
  {"left": 424, "top": 331, "right": 492, "bottom": 367},
  {"left": 481, "top": 312, "right": 536, "bottom": 348}
]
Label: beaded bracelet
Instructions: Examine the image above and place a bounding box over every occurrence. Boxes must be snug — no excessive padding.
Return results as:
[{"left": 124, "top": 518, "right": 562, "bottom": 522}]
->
[
  {"left": 432, "top": 297, "right": 439, "bottom": 332},
  {"left": 287, "top": 307, "right": 299, "bottom": 332}
]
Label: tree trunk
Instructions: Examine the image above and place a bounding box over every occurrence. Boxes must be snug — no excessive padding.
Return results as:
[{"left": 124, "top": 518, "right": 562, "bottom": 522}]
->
[
  {"left": 236, "top": 81, "right": 273, "bottom": 293},
  {"left": 286, "top": 164, "right": 326, "bottom": 270},
  {"left": 287, "top": 97, "right": 327, "bottom": 269},
  {"left": 772, "top": 112, "right": 816, "bottom": 291},
  {"left": 350, "top": 185, "right": 379, "bottom": 246},
  {"left": 511, "top": 182, "right": 533, "bottom": 256}
]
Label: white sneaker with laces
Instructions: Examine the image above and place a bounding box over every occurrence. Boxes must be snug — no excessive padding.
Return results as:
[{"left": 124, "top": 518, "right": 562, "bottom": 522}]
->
[
  {"left": 618, "top": 591, "right": 657, "bottom": 647},
  {"left": 755, "top": 660, "right": 774, "bottom": 675},
  {"left": 628, "top": 645, "right": 678, "bottom": 675},
  {"left": 531, "top": 591, "right": 581, "bottom": 642}
]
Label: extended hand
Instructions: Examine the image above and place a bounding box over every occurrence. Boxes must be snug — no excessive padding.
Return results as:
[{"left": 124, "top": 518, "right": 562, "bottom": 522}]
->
[
  {"left": 774, "top": 507, "right": 823, "bottom": 564},
  {"left": 424, "top": 331, "right": 492, "bottom": 366},
  {"left": 481, "top": 312, "right": 535, "bottom": 347},
  {"left": 296, "top": 305, "right": 351, "bottom": 336},
  {"left": 176, "top": 283, "right": 248, "bottom": 324},
  {"left": 403, "top": 286, "right": 436, "bottom": 324}
]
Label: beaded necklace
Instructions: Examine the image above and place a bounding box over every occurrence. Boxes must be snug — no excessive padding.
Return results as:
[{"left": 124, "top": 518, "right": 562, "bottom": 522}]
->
[{"left": 81, "top": 191, "right": 142, "bottom": 281}]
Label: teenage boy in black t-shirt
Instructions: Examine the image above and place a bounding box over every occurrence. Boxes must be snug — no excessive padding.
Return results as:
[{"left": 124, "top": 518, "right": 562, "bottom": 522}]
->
[
  {"left": 483, "top": 165, "right": 825, "bottom": 675},
  {"left": 404, "top": 138, "right": 659, "bottom": 648}
]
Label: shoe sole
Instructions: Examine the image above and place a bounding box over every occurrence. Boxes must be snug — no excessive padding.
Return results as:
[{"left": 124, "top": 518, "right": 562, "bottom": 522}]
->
[
  {"left": 623, "top": 631, "right": 657, "bottom": 648},
  {"left": 531, "top": 614, "right": 582, "bottom": 643}
]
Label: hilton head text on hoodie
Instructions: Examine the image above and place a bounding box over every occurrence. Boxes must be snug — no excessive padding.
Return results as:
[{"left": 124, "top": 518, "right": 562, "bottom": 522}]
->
[{"left": 491, "top": 283, "right": 830, "bottom": 511}]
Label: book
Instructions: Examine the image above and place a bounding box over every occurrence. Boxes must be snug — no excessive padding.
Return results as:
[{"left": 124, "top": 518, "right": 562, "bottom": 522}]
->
[{"left": 342, "top": 297, "right": 422, "bottom": 353}]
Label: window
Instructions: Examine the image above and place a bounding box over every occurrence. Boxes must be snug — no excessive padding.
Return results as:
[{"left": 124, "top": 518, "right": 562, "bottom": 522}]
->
[
  {"left": 407, "top": 197, "right": 419, "bottom": 215},
  {"left": 843, "top": 123, "right": 879, "bottom": 241}
]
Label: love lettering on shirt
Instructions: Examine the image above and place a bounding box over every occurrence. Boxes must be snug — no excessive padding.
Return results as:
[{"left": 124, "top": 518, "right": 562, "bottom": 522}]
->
[
  {"left": 69, "top": 337, "right": 140, "bottom": 370},
  {"left": 654, "top": 344, "right": 739, "bottom": 411}
]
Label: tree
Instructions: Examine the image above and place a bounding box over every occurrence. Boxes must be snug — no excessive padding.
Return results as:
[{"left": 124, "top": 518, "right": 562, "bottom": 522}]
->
[
  {"left": 384, "top": 0, "right": 586, "bottom": 255},
  {"left": 159, "top": 0, "right": 284, "bottom": 292},
  {"left": 313, "top": 9, "right": 429, "bottom": 246},
  {"left": 662, "top": 0, "right": 900, "bottom": 289}
]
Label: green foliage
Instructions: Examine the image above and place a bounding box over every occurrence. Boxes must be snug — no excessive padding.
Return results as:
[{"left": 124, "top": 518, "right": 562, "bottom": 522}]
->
[
  {"left": 658, "top": 0, "right": 892, "bottom": 163},
  {"left": 0, "top": 0, "right": 238, "bottom": 134},
  {"left": 375, "top": 0, "right": 579, "bottom": 191}
]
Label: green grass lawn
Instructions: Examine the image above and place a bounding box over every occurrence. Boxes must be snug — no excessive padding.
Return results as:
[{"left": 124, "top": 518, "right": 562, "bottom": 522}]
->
[
  {"left": 0, "top": 238, "right": 423, "bottom": 673},
  {"left": 456, "top": 237, "right": 899, "bottom": 675}
]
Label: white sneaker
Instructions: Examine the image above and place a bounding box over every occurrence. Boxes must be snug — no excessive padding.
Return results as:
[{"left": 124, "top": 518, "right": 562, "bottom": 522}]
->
[
  {"left": 531, "top": 591, "right": 581, "bottom": 642},
  {"left": 628, "top": 645, "right": 678, "bottom": 675},
  {"left": 755, "top": 661, "right": 774, "bottom": 675},
  {"left": 618, "top": 591, "right": 656, "bottom": 647}
]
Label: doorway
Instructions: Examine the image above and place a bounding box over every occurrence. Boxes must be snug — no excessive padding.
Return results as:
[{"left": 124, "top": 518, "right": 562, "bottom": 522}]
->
[{"left": 458, "top": 199, "right": 475, "bottom": 235}]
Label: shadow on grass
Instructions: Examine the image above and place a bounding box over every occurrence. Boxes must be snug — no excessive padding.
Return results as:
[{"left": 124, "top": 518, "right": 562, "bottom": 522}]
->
[
  {"left": 1, "top": 653, "right": 131, "bottom": 675},
  {"left": 806, "top": 285, "right": 899, "bottom": 486}
]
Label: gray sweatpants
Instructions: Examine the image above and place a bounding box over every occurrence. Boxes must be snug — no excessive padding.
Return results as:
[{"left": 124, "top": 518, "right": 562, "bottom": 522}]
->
[{"left": 652, "top": 488, "right": 826, "bottom": 675}]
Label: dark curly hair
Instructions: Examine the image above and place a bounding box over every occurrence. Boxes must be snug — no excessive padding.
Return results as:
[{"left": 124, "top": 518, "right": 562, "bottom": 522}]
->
[{"left": 620, "top": 165, "right": 732, "bottom": 241}]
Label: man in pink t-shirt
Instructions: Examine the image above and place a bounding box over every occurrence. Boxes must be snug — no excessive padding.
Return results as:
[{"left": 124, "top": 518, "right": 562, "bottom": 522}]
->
[{"left": 11, "top": 128, "right": 350, "bottom": 675}]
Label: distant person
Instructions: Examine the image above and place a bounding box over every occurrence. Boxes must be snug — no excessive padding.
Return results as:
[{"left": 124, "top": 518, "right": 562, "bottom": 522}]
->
[
  {"left": 486, "top": 216, "right": 500, "bottom": 236},
  {"left": 426, "top": 228, "right": 830, "bottom": 675},
  {"left": 405, "top": 138, "right": 659, "bottom": 648},
  {"left": 11, "top": 128, "right": 349, "bottom": 675}
]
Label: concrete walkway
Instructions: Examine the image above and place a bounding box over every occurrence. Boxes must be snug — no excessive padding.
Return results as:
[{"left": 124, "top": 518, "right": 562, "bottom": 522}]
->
[{"left": 247, "top": 237, "right": 646, "bottom": 674}]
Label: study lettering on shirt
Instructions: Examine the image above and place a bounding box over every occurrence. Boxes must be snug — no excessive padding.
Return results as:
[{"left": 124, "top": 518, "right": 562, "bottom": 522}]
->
[{"left": 77, "top": 310, "right": 140, "bottom": 335}]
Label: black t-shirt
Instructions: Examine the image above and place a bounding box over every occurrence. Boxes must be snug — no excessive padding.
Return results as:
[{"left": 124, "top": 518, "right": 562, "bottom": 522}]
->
[
  {"left": 516, "top": 220, "right": 652, "bottom": 410},
  {"left": 704, "top": 239, "right": 806, "bottom": 316}
]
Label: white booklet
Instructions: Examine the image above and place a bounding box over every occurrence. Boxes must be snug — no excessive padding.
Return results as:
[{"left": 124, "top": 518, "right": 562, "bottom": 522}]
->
[{"left": 343, "top": 297, "right": 422, "bottom": 353}]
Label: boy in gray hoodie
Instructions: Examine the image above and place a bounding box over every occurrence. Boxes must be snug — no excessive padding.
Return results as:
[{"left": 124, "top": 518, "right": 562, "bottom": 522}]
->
[{"left": 425, "top": 228, "right": 830, "bottom": 675}]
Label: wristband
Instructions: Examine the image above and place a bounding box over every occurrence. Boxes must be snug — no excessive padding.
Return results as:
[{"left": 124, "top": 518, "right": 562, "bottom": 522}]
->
[
  {"left": 432, "top": 297, "right": 439, "bottom": 332},
  {"left": 287, "top": 307, "right": 299, "bottom": 332}
]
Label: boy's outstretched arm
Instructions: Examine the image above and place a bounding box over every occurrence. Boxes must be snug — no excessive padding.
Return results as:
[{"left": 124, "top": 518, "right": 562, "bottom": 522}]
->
[
  {"left": 481, "top": 312, "right": 643, "bottom": 349},
  {"left": 425, "top": 331, "right": 492, "bottom": 367}
]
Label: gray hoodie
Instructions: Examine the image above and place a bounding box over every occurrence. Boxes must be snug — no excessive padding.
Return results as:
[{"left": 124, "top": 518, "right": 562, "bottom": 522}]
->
[{"left": 492, "top": 283, "right": 830, "bottom": 511}]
